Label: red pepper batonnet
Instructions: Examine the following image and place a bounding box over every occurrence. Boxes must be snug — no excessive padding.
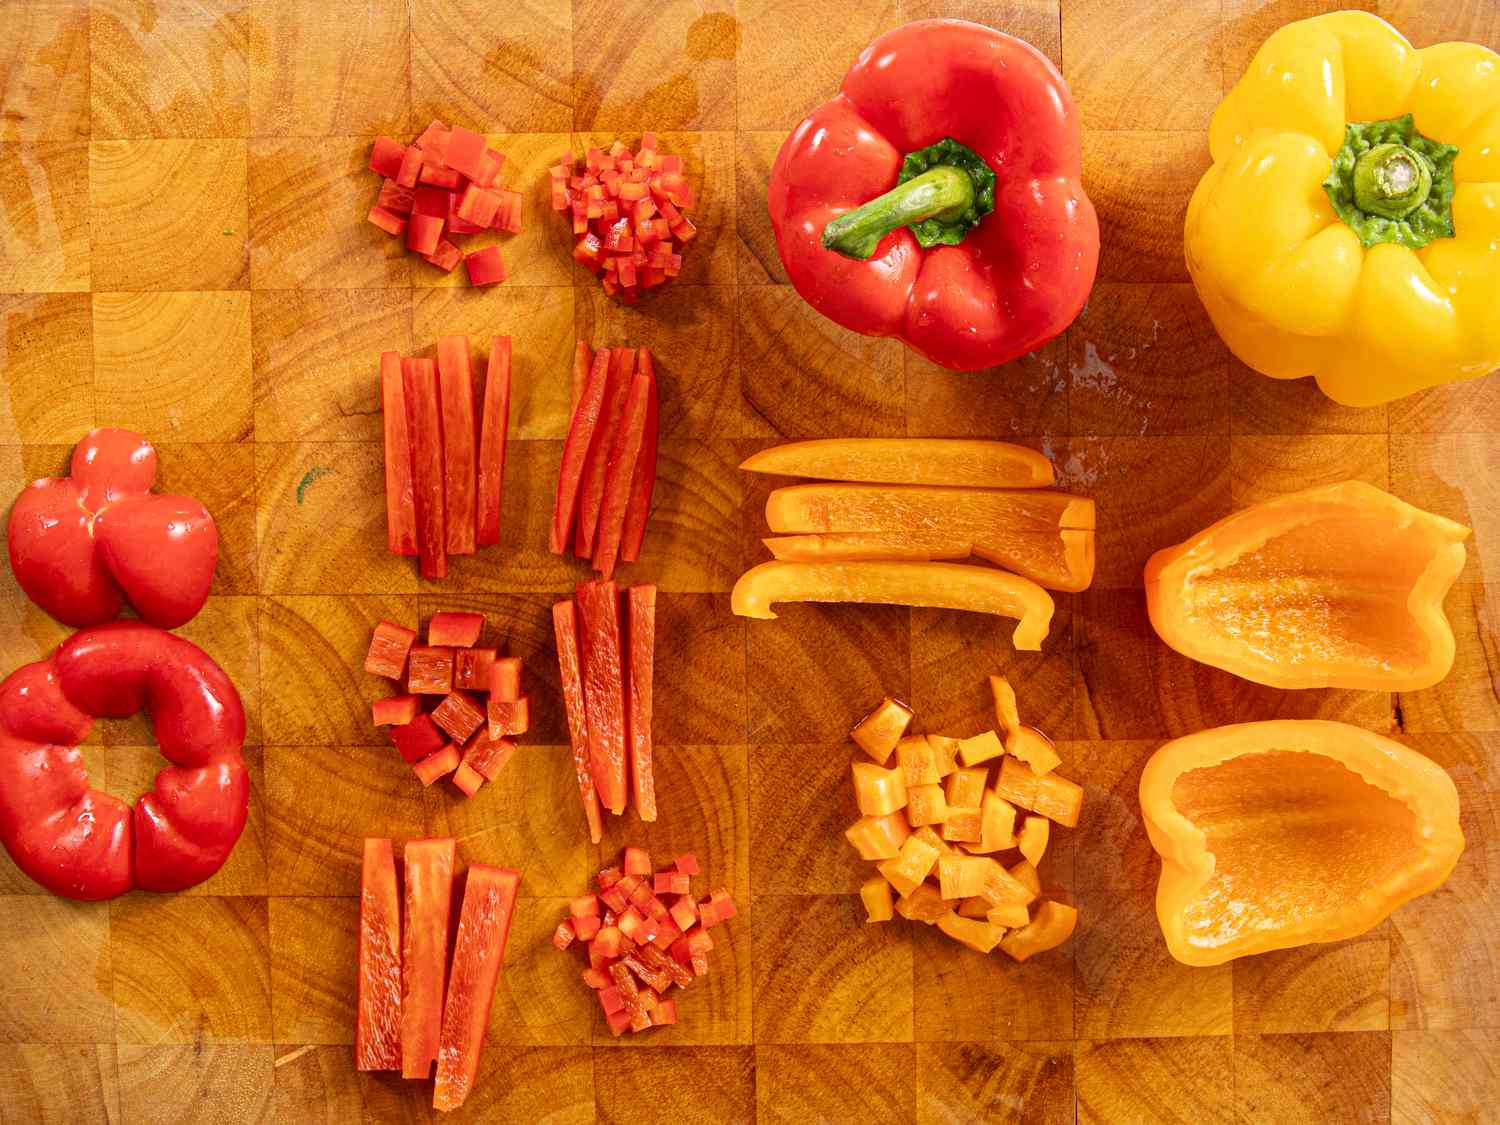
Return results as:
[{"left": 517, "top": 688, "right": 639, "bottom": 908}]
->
[
  {"left": 6, "top": 428, "right": 219, "bottom": 628},
  {"left": 768, "top": 19, "right": 1099, "bottom": 372},
  {"left": 0, "top": 623, "right": 249, "bottom": 900}
]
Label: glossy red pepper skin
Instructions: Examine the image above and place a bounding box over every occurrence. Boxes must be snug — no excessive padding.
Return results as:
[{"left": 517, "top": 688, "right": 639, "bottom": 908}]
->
[
  {"left": 6, "top": 428, "right": 219, "bottom": 628},
  {"left": 0, "top": 623, "right": 248, "bottom": 900},
  {"left": 768, "top": 20, "right": 1098, "bottom": 372}
]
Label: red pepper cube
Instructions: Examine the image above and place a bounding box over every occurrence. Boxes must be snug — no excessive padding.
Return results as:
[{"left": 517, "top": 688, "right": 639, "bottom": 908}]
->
[
  {"left": 446, "top": 192, "right": 485, "bottom": 234},
  {"left": 477, "top": 148, "right": 507, "bottom": 186},
  {"left": 668, "top": 935, "right": 692, "bottom": 966},
  {"left": 552, "top": 919, "right": 576, "bottom": 950},
  {"left": 674, "top": 853, "right": 700, "bottom": 876},
  {"left": 486, "top": 695, "right": 529, "bottom": 737},
  {"left": 574, "top": 914, "right": 601, "bottom": 941},
  {"left": 550, "top": 180, "right": 570, "bottom": 210},
  {"left": 672, "top": 216, "right": 698, "bottom": 242},
  {"left": 407, "top": 645, "right": 454, "bottom": 694},
  {"left": 453, "top": 647, "right": 496, "bottom": 691},
  {"left": 628, "top": 882, "right": 654, "bottom": 912},
  {"left": 493, "top": 189, "right": 523, "bottom": 233},
  {"left": 593, "top": 925, "right": 624, "bottom": 959},
  {"left": 450, "top": 760, "right": 484, "bottom": 798},
  {"left": 604, "top": 1007, "right": 631, "bottom": 1037},
  {"left": 428, "top": 611, "right": 484, "bottom": 647},
  {"left": 608, "top": 140, "right": 629, "bottom": 159},
  {"left": 651, "top": 919, "right": 681, "bottom": 950},
  {"left": 600, "top": 884, "right": 627, "bottom": 915},
  {"left": 581, "top": 966, "right": 610, "bottom": 990},
  {"left": 617, "top": 907, "right": 644, "bottom": 942},
  {"left": 597, "top": 866, "right": 623, "bottom": 890},
  {"left": 618, "top": 259, "right": 637, "bottom": 289},
  {"left": 598, "top": 985, "right": 625, "bottom": 1015},
  {"left": 369, "top": 136, "right": 406, "bottom": 179},
  {"left": 412, "top": 743, "right": 462, "bottom": 786},
  {"left": 396, "top": 144, "right": 424, "bottom": 188},
  {"left": 419, "top": 163, "right": 464, "bottom": 189},
  {"left": 438, "top": 125, "right": 485, "bottom": 179},
  {"left": 653, "top": 997, "right": 678, "bottom": 1026},
  {"left": 431, "top": 690, "right": 485, "bottom": 744},
  {"left": 423, "top": 238, "right": 463, "bottom": 273},
  {"left": 652, "top": 872, "right": 673, "bottom": 895},
  {"left": 659, "top": 154, "right": 683, "bottom": 174},
  {"left": 572, "top": 233, "right": 603, "bottom": 268},
  {"left": 588, "top": 940, "right": 613, "bottom": 971},
  {"left": 388, "top": 714, "right": 446, "bottom": 763},
  {"left": 411, "top": 185, "right": 451, "bottom": 218},
  {"left": 372, "top": 694, "right": 421, "bottom": 727},
  {"left": 464, "top": 245, "right": 507, "bottom": 287},
  {"left": 367, "top": 205, "right": 407, "bottom": 237},
  {"left": 623, "top": 847, "right": 651, "bottom": 876},
  {"left": 405, "top": 213, "right": 444, "bottom": 257},
  {"left": 668, "top": 896, "right": 697, "bottom": 933},
  {"left": 488, "top": 656, "right": 522, "bottom": 702},
  {"left": 365, "top": 620, "right": 418, "bottom": 679},
  {"left": 378, "top": 179, "right": 415, "bottom": 215},
  {"left": 461, "top": 730, "right": 516, "bottom": 782},
  {"left": 455, "top": 184, "right": 501, "bottom": 228},
  {"left": 570, "top": 894, "right": 601, "bottom": 920}
]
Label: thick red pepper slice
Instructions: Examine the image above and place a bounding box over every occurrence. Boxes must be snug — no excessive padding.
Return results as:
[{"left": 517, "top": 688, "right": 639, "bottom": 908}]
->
[
  {"left": 356, "top": 838, "right": 402, "bottom": 1071},
  {"left": 575, "top": 349, "right": 635, "bottom": 559},
  {"left": 593, "top": 371, "right": 651, "bottom": 581},
  {"left": 379, "top": 354, "right": 418, "bottom": 557},
  {"left": 436, "top": 337, "right": 477, "bottom": 556},
  {"left": 553, "top": 599, "right": 604, "bottom": 843},
  {"left": 476, "top": 336, "right": 512, "bottom": 547},
  {"left": 401, "top": 359, "right": 447, "bottom": 579},
  {"left": 625, "top": 584, "right": 657, "bottom": 821},
  {"left": 576, "top": 579, "right": 628, "bottom": 815},
  {"left": 619, "top": 349, "right": 659, "bottom": 564},
  {"left": 551, "top": 348, "right": 612, "bottom": 554},
  {"left": 400, "top": 837, "right": 456, "bottom": 1079}
]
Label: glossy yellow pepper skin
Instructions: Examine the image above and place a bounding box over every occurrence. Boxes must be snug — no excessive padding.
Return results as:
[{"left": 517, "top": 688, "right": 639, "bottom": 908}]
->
[{"left": 1186, "top": 12, "right": 1500, "bottom": 406}]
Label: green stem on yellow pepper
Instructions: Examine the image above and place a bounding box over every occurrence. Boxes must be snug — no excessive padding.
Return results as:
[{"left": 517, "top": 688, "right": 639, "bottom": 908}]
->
[
  {"left": 1323, "top": 114, "right": 1458, "bottom": 249},
  {"left": 1352, "top": 143, "right": 1433, "bottom": 219}
]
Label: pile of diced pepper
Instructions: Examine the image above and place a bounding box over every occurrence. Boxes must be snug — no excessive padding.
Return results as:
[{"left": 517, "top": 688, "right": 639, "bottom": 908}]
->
[
  {"left": 554, "top": 847, "right": 736, "bottom": 1035},
  {"left": 551, "top": 134, "right": 696, "bottom": 302},
  {"left": 364, "top": 612, "right": 529, "bottom": 797},
  {"left": 847, "top": 677, "right": 1081, "bottom": 960}
]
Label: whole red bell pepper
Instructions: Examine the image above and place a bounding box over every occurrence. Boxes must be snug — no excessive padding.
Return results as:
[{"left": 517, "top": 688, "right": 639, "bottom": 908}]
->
[{"left": 768, "top": 19, "right": 1098, "bottom": 372}]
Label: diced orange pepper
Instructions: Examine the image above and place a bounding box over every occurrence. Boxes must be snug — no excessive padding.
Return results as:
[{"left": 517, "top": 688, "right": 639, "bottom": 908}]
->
[
  {"left": 852, "top": 761, "right": 908, "bottom": 816},
  {"left": 957, "top": 896, "right": 991, "bottom": 919},
  {"left": 896, "top": 736, "right": 939, "bottom": 787},
  {"left": 1008, "top": 859, "right": 1041, "bottom": 904},
  {"left": 978, "top": 857, "right": 1033, "bottom": 907},
  {"left": 895, "top": 883, "right": 954, "bottom": 924},
  {"left": 938, "top": 912, "right": 1008, "bottom": 953},
  {"left": 739, "top": 438, "right": 1055, "bottom": 489},
  {"left": 937, "top": 854, "right": 991, "bottom": 900},
  {"left": 958, "top": 730, "right": 1004, "bottom": 767},
  {"left": 844, "top": 813, "right": 911, "bottom": 861},
  {"left": 877, "top": 833, "right": 940, "bottom": 896},
  {"left": 910, "top": 826, "right": 954, "bottom": 856},
  {"left": 906, "top": 783, "right": 950, "bottom": 828},
  {"left": 1006, "top": 726, "right": 1061, "bottom": 775},
  {"left": 993, "top": 756, "right": 1082, "bottom": 827},
  {"left": 986, "top": 901, "right": 1030, "bottom": 928},
  {"left": 940, "top": 807, "right": 982, "bottom": 844},
  {"left": 999, "top": 901, "right": 1077, "bottom": 962},
  {"left": 860, "top": 876, "right": 893, "bottom": 923},
  {"left": 945, "top": 767, "right": 987, "bottom": 809},
  {"left": 926, "top": 736, "right": 960, "bottom": 777},
  {"left": 1018, "top": 816, "right": 1050, "bottom": 867},
  {"left": 851, "top": 697, "right": 913, "bottom": 763},
  {"left": 966, "top": 790, "right": 1018, "bottom": 854},
  {"left": 989, "top": 675, "right": 1020, "bottom": 735}
]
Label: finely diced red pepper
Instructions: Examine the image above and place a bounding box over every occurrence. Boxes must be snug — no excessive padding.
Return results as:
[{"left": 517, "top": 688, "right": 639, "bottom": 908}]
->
[
  {"left": 605, "top": 1007, "right": 631, "bottom": 1036},
  {"left": 551, "top": 347, "right": 611, "bottom": 553},
  {"left": 674, "top": 853, "right": 699, "bottom": 876},
  {"left": 453, "top": 647, "right": 496, "bottom": 691},
  {"left": 412, "top": 743, "right": 461, "bottom": 786},
  {"left": 464, "top": 245, "right": 507, "bottom": 287},
  {"left": 356, "top": 839, "right": 403, "bottom": 1070},
  {"left": 405, "top": 213, "right": 443, "bottom": 256},
  {"left": 486, "top": 695, "right": 529, "bottom": 737},
  {"left": 668, "top": 895, "right": 697, "bottom": 932},
  {"left": 402, "top": 357, "right": 447, "bottom": 577},
  {"left": 372, "top": 694, "right": 420, "bottom": 727},
  {"left": 365, "top": 619, "right": 417, "bottom": 679},
  {"left": 419, "top": 163, "right": 463, "bottom": 189},
  {"left": 488, "top": 656, "right": 522, "bottom": 702},
  {"left": 553, "top": 600, "right": 603, "bottom": 844},
  {"left": 396, "top": 144, "right": 423, "bottom": 188},
  {"left": 576, "top": 579, "right": 628, "bottom": 814},
  {"left": 623, "top": 846, "right": 651, "bottom": 876},
  {"left": 653, "top": 997, "right": 678, "bottom": 1026},
  {"left": 582, "top": 966, "right": 611, "bottom": 990},
  {"left": 455, "top": 184, "right": 501, "bottom": 228},
  {"left": 433, "top": 865, "right": 520, "bottom": 1112},
  {"left": 389, "top": 714, "right": 445, "bottom": 763},
  {"left": 599, "top": 984, "right": 625, "bottom": 1014},
  {"left": 571, "top": 894, "right": 600, "bottom": 920},
  {"left": 407, "top": 645, "right": 454, "bottom": 695},
  {"left": 593, "top": 925, "right": 624, "bottom": 959},
  {"left": 368, "top": 205, "right": 407, "bottom": 237},
  {"left": 572, "top": 232, "right": 603, "bottom": 269},
  {"left": 576, "top": 349, "right": 634, "bottom": 558},
  {"left": 416, "top": 120, "right": 450, "bottom": 151},
  {"left": 435, "top": 336, "right": 477, "bottom": 556},
  {"left": 553, "top": 918, "right": 577, "bottom": 950},
  {"left": 575, "top": 914, "right": 601, "bottom": 941},
  {"left": 369, "top": 136, "right": 406, "bottom": 179},
  {"left": 431, "top": 691, "right": 485, "bottom": 744},
  {"left": 400, "top": 838, "right": 456, "bottom": 1079},
  {"left": 592, "top": 372, "right": 650, "bottom": 580},
  {"left": 625, "top": 584, "right": 657, "bottom": 819},
  {"left": 620, "top": 349, "right": 659, "bottom": 563},
  {"left": 597, "top": 866, "right": 623, "bottom": 890},
  {"left": 461, "top": 729, "right": 516, "bottom": 782},
  {"left": 428, "top": 611, "right": 484, "bottom": 647},
  {"left": 379, "top": 352, "right": 419, "bottom": 557},
  {"left": 443, "top": 125, "right": 487, "bottom": 180},
  {"left": 476, "top": 336, "right": 511, "bottom": 547},
  {"left": 450, "top": 761, "right": 484, "bottom": 797}
]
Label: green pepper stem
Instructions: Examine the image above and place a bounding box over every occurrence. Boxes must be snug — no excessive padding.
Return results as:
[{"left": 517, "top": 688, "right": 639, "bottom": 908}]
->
[
  {"left": 1352, "top": 142, "right": 1433, "bottom": 220},
  {"left": 822, "top": 165, "right": 976, "bottom": 260}
]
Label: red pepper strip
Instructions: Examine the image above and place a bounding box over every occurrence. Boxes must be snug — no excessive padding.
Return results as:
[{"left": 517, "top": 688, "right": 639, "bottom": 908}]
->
[
  {"left": 553, "top": 600, "right": 604, "bottom": 843},
  {"left": 356, "top": 839, "right": 403, "bottom": 1071},
  {"left": 401, "top": 359, "right": 447, "bottom": 579},
  {"left": 436, "top": 336, "right": 477, "bottom": 556},
  {"left": 0, "top": 623, "right": 248, "bottom": 900},
  {"left": 400, "top": 837, "right": 456, "bottom": 1079},
  {"left": 433, "top": 865, "right": 521, "bottom": 1112},
  {"left": 551, "top": 348, "right": 612, "bottom": 554},
  {"left": 575, "top": 348, "right": 635, "bottom": 559},
  {"left": 570, "top": 341, "right": 591, "bottom": 416},
  {"left": 380, "top": 353, "right": 418, "bottom": 557},
  {"left": 619, "top": 350, "right": 659, "bottom": 564},
  {"left": 767, "top": 20, "right": 1098, "bottom": 372},
  {"left": 626, "top": 584, "right": 657, "bottom": 822},
  {"left": 476, "top": 336, "right": 512, "bottom": 547},
  {"left": 593, "top": 371, "right": 651, "bottom": 580},
  {"left": 576, "top": 580, "right": 628, "bottom": 814}
]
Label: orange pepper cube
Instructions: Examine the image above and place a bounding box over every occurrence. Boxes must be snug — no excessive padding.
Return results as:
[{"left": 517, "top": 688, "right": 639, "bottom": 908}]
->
[
  {"left": 965, "top": 790, "right": 1018, "bottom": 854},
  {"left": 958, "top": 730, "right": 1004, "bottom": 767},
  {"left": 896, "top": 736, "right": 940, "bottom": 787},
  {"left": 910, "top": 825, "right": 954, "bottom": 856},
  {"left": 851, "top": 697, "right": 913, "bottom": 763},
  {"left": 986, "top": 901, "right": 1030, "bottom": 928},
  {"left": 989, "top": 675, "right": 1021, "bottom": 734},
  {"left": 938, "top": 912, "right": 1007, "bottom": 953},
  {"left": 895, "top": 882, "right": 953, "bottom": 924},
  {"left": 852, "top": 761, "right": 908, "bottom": 816},
  {"left": 1018, "top": 815, "right": 1050, "bottom": 867},
  {"left": 876, "top": 833, "right": 941, "bottom": 896},
  {"left": 937, "top": 854, "right": 992, "bottom": 900},
  {"left": 999, "top": 900, "right": 1077, "bottom": 962},
  {"left": 941, "top": 807, "right": 983, "bottom": 844},
  {"left": 958, "top": 896, "right": 991, "bottom": 919},
  {"left": 844, "top": 812, "right": 911, "bottom": 861},
  {"left": 860, "top": 876, "right": 893, "bottom": 923},
  {"left": 979, "top": 858, "right": 1034, "bottom": 907},
  {"left": 906, "top": 783, "right": 950, "bottom": 827},
  {"left": 1006, "top": 725, "right": 1061, "bottom": 775},
  {"left": 1007, "top": 859, "right": 1041, "bottom": 904},
  {"left": 993, "top": 756, "right": 1082, "bottom": 827},
  {"left": 926, "top": 735, "right": 961, "bottom": 777},
  {"left": 944, "top": 766, "right": 987, "bottom": 809}
]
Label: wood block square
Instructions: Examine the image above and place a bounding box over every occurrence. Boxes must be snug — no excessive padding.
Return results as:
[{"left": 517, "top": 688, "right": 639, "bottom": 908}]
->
[
  {"left": 897, "top": 0, "right": 1062, "bottom": 65},
  {"left": 1234, "top": 1031, "right": 1391, "bottom": 1125},
  {"left": 248, "top": 137, "right": 410, "bottom": 290},
  {"left": 1231, "top": 359, "right": 1392, "bottom": 436},
  {"left": 1232, "top": 928, "right": 1391, "bottom": 1035},
  {"left": 619, "top": 440, "right": 742, "bottom": 593},
  {"left": 110, "top": 896, "right": 272, "bottom": 1044},
  {"left": 572, "top": 0, "right": 736, "bottom": 131},
  {"left": 423, "top": 745, "right": 592, "bottom": 897},
  {"left": 753, "top": 894, "right": 913, "bottom": 1043},
  {"left": 750, "top": 743, "right": 864, "bottom": 895},
  {"left": 1074, "top": 1036, "right": 1232, "bottom": 1125},
  {"left": 595, "top": 1046, "right": 754, "bottom": 1124},
  {"left": 251, "top": 289, "right": 411, "bottom": 443},
  {"left": 258, "top": 594, "right": 417, "bottom": 746},
  {"left": 1391, "top": 432, "right": 1498, "bottom": 587},
  {"left": 0, "top": 144, "right": 90, "bottom": 291},
  {"left": 1060, "top": 0, "right": 1222, "bottom": 131},
  {"left": 0, "top": 294, "right": 93, "bottom": 443},
  {"left": 1381, "top": 0, "right": 1500, "bottom": 48},
  {"left": 1, "top": 2, "right": 89, "bottom": 142},
  {"left": 1392, "top": 1029, "right": 1500, "bottom": 1125},
  {"left": 0, "top": 897, "right": 113, "bottom": 1042},
  {"left": 411, "top": 287, "right": 575, "bottom": 439},
  {"left": 264, "top": 746, "right": 428, "bottom": 896},
  {"left": 758, "top": 1043, "right": 916, "bottom": 1124},
  {"left": 115, "top": 1045, "right": 273, "bottom": 1125},
  {"left": 1073, "top": 882, "right": 1231, "bottom": 1038},
  {"left": 93, "top": 291, "right": 253, "bottom": 444},
  {"left": 736, "top": 131, "right": 787, "bottom": 285},
  {"left": 0, "top": 1044, "right": 118, "bottom": 1125},
  {"left": 653, "top": 594, "right": 747, "bottom": 743},
  {"left": 916, "top": 1041, "right": 1074, "bottom": 1125},
  {"left": 90, "top": 0, "right": 250, "bottom": 138},
  {"left": 747, "top": 604, "right": 910, "bottom": 744},
  {"left": 576, "top": 285, "right": 741, "bottom": 438},
  {"left": 1069, "top": 284, "right": 1229, "bottom": 437},
  {"left": 1395, "top": 585, "right": 1500, "bottom": 734},
  {"left": 268, "top": 897, "right": 354, "bottom": 1045},
  {"left": 739, "top": 285, "right": 906, "bottom": 439},
  {"left": 1067, "top": 740, "right": 1160, "bottom": 892},
  {"left": 412, "top": 0, "right": 572, "bottom": 133},
  {"left": 905, "top": 342, "right": 1068, "bottom": 440},
  {"left": 910, "top": 599, "right": 1076, "bottom": 741},
  {"left": 485, "top": 897, "right": 592, "bottom": 1046},
  {"left": 269, "top": 1045, "right": 405, "bottom": 1123},
  {"left": 735, "top": 0, "right": 898, "bottom": 131},
  {"left": 1390, "top": 732, "right": 1499, "bottom": 1031},
  {"left": 255, "top": 443, "right": 419, "bottom": 595},
  {"left": 1231, "top": 433, "right": 1390, "bottom": 507},
  {"left": 89, "top": 140, "right": 249, "bottom": 290},
  {"left": 1085, "top": 132, "right": 1207, "bottom": 285},
  {"left": 247, "top": 0, "right": 409, "bottom": 137},
  {"left": 153, "top": 443, "right": 259, "bottom": 595},
  {"left": 457, "top": 1046, "right": 597, "bottom": 1123},
  {"left": 912, "top": 917, "right": 1073, "bottom": 1042},
  {"left": 1390, "top": 373, "right": 1500, "bottom": 435}
]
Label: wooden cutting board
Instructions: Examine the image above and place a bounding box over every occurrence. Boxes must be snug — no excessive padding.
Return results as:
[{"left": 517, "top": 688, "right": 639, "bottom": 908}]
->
[{"left": 0, "top": 1, "right": 1495, "bottom": 1122}]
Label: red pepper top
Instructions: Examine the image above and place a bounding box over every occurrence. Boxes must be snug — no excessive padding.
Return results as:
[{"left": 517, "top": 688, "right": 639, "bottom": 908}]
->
[{"left": 768, "top": 20, "right": 1099, "bottom": 372}]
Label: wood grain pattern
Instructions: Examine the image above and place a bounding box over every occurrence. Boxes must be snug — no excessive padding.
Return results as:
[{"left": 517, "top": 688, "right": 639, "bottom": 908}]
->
[
  {"left": 0, "top": 294, "right": 94, "bottom": 441},
  {"left": 0, "top": 144, "right": 90, "bottom": 292}
]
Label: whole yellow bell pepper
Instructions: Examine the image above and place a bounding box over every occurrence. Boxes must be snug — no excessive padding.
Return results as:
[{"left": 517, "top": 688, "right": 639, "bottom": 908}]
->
[{"left": 1186, "top": 12, "right": 1500, "bottom": 406}]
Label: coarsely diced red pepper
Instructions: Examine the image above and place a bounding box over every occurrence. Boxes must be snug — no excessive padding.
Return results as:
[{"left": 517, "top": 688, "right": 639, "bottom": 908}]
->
[
  {"left": 571, "top": 894, "right": 600, "bottom": 919},
  {"left": 473, "top": 148, "right": 505, "bottom": 188},
  {"left": 669, "top": 895, "right": 698, "bottom": 932},
  {"left": 655, "top": 871, "right": 690, "bottom": 896},
  {"left": 368, "top": 205, "right": 407, "bottom": 237},
  {"left": 379, "top": 179, "right": 414, "bottom": 214},
  {"left": 396, "top": 144, "right": 423, "bottom": 188},
  {"left": 356, "top": 838, "right": 402, "bottom": 1071},
  {"left": 423, "top": 238, "right": 462, "bottom": 273},
  {"left": 446, "top": 191, "right": 484, "bottom": 235},
  {"left": 389, "top": 714, "right": 445, "bottom": 763},
  {"left": 675, "top": 853, "right": 699, "bottom": 876},
  {"left": 551, "top": 347, "right": 611, "bottom": 553},
  {"left": 575, "top": 914, "right": 601, "bottom": 941},
  {"left": 476, "top": 336, "right": 510, "bottom": 546},
  {"left": 493, "top": 189, "right": 523, "bottom": 233},
  {"left": 435, "top": 337, "right": 477, "bottom": 556},
  {"left": 407, "top": 645, "right": 454, "bottom": 695},
  {"left": 406, "top": 213, "right": 443, "bottom": 257},
  {"left": 456, "top": 184, "right": 501, "bottom": 228},
  {"left": 593, "top": 925, "right": 624, "bottom": 959},
  {"left": 553, "top": 600, "right": 603, "bottom": 844},
  {"left": 553, "top": 918, "right": 577, "bottom": 950},
  {"left": 431, "top": 691, "right": 485, "bottom": 744},
  {"left": 488, "top": 655, "right": 522, "bottom": 701},
  {"left": 620, "top": 349, "right": 659, "bottom": 563},
  {"left": 461, "top": 729, "right": 516, "bottom": 782},
  {"left": 443, "top": 125, "right": 488, "bottom": 180},
  {"left": 428, "top": 611, "right": 484, "bottom": 648},
  {"left": 605, "top": 1007, "right": 632, "bottom": 1036},
  {"left": 400, "top": 838, "right": 456, "bottom": 1079},
  {"left": 592, "top": 370, "right": 651, "bottom": 580},
  {"left": 464, "top": 245, "right": 507, "bottom": 287},
  {"left": 412, "top": 743, "right": 461, "bottom": 786},
  {"left": 379, "top": 353, "right": 419, "bottom": 558},
  {"left": 450, "top": 761, "right": 484, "bottom": 797},
  {"left": 699, "top": 889, "right": 738, "bottom": 928},
  {"left": 597, "top": 866, "right": 623, "bottom": 890},
  {"left": 576, "top": 348, "right": 635, "bottom": 558},
  {"left": 599, "top": 984, "right": 625, "bottom": 1013},
  {"left": 653, "top": 997, "right": 678, "bottom": 1026},
  {"left": 418, "top": 162, "right": 463, "bottom": 189},
  {"left": 623, "top": 846, "right": 651, "bottom": 876},
  {"left": 576, "top": 579, "right": 628, "bottom": 815},
  {"left": 401, "top": 358, "right": 447, "bottom": 578},
  {"left": 369, "top": 136, "right": 406, "bottom": 180},
  {"left": 625, "top": 583, "right": 657, "bottom": 820},
  {"left": 372, "top": 694, "right": 420, "bottom": 727},
  {"left": 411, "top": 185, "right": 450, "bottom": 217},
  {"left": 416, "top": 119, "right": 449, "bottom": 153},
  {"left": 486, "top": 695, "right": 529, "bottom": 738},
  {"left": 433, "top": 865, "right": 520, "bottom": 1112},
  {"left": 582, "top": 966, "right": 611, "bottom": 990},
  {"left": 365, "top": 620, "right": 417, "bottom": 679},
  {"left": 453, "top": 647, "right": 496, "bottom": 691}
]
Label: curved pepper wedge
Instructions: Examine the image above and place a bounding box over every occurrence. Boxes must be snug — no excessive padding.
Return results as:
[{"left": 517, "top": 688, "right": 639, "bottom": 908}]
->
[
  {"left": 1145, "top": 481, "right": 1468, "bottom": 691},
  {"left": 1140, "top": 720, "right": 1463, "bottom": 966},
  {"left": 0, "top": 623, "right": 249, "bottom": 900},
  {"left": 767, "top": 19, "right": 1098, "bottom": 371}
]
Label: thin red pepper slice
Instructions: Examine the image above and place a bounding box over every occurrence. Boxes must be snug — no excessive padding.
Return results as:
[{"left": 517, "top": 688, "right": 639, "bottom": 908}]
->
[
  {"left": 476, "top": 336, "right": 511, "bottom": 547},
  {"left": 575, "top": 348, "right": 635, "bottom": 559},
  {"left": 626, "top": 583, "right": 657, "bottom": 821},
  {"left": 570, "top": 341, "right": 590, "bottom": 416},
  {"left": 553, "top": 600, "right": 603, "bottom": 843},
  {"left": 619, "top": 349, "right": 659, "bottom": 563},
  {"left": 436, "top": 336, "right": 477, "bottom": 556},
  {"left": 400, "top": 837, "right": 456, "bottom": 1079},
  {"left": 593, "top": 372, "right": 651, "bottom": 580},
  {"left": 551, "top": 347, "right": 611, "bottom": 554},
  {"left": 401, "top": 358, "right": 447, "bottom": 579},
  {"left": 355, "top": 838, "right": 402, "bottom": 1071},
  {"left": 576, "top": 579, "right": 628, "bottom": 815}
]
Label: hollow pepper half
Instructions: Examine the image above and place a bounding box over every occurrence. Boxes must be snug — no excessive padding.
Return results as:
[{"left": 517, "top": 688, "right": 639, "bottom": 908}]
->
[
  {"left": 767, "top": 19, "right": 1098, "bottom": 372},
  {"left": 1187, "top": 11, "right": 1500, "bottom": 405}
]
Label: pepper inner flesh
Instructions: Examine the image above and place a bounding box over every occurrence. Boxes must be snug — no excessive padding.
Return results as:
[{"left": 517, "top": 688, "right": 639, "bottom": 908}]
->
[{"left": 1172, "top": 750, "right": 1415, "bottom": 950}]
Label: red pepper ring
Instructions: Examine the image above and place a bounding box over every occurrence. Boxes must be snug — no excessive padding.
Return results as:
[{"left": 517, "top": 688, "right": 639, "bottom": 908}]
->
[
  {"left": 0, "top": 623, "right": 248, "bottom": 900},
  {"left": 768, "top": 19, "right": 1099, "bottom": 372}
]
